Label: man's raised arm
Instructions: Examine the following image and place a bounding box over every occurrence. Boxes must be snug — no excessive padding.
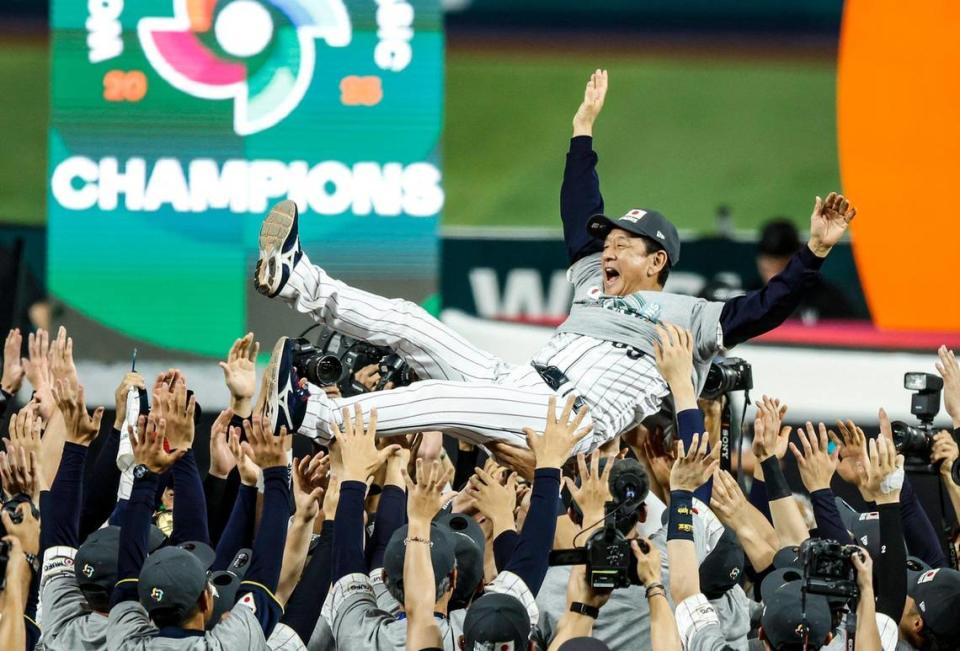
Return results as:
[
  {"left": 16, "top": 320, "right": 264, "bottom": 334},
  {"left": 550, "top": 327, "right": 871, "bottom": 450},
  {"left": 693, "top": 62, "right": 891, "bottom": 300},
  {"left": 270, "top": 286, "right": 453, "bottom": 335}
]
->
[
  {"left": 719, "top": 192, "right": 858, "bottom": 348},
  {"left": 561, "top": 69, "right": 608, "bottom": 264}
]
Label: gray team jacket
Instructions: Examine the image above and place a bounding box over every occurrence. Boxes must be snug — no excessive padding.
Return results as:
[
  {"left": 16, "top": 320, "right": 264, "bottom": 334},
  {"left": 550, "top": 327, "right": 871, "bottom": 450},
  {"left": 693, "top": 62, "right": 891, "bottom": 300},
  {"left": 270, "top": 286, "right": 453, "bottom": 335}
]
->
[{"left": 558, "top": 252, "right": 726, "bottom": 392}]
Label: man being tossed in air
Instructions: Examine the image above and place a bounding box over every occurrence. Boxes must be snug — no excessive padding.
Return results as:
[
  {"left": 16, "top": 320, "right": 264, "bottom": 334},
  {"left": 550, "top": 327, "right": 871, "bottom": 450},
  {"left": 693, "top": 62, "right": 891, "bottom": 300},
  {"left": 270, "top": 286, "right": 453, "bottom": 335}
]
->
[{"left": 252, "top": 69, "right": 857, "bottom": 455}]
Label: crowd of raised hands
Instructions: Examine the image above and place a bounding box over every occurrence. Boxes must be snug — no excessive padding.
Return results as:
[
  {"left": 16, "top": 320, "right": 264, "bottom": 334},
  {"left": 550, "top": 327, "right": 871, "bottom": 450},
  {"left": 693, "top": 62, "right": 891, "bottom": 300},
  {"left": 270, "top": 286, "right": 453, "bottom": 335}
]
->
[{"left": 0, "top": 324, "right": 959, "bottom": 651}]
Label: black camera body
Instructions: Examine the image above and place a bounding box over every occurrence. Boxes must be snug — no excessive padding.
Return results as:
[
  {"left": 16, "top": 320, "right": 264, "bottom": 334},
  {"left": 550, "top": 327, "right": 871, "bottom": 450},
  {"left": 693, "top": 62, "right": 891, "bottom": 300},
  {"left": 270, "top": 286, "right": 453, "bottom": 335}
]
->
[
  {"left": 890, "top": 372, "right": 957, "bottom": 475},
  {"left": 549, "top": 502, "right": 646, "bottom": 590},
  {"left": 292, "top": 331, "right": 417, "bottom": 396},
  {"left": 551, "top": 459, "right": 650, "bottom": 590},
  {"left": 376, "top": 354, "right": 418, "bottom": 391},
  {"left": 800, "top": 539, "right": 860, "bottom": 603},
  {"left": 700, "top": 357, "right": 753, "bottom": 400}
]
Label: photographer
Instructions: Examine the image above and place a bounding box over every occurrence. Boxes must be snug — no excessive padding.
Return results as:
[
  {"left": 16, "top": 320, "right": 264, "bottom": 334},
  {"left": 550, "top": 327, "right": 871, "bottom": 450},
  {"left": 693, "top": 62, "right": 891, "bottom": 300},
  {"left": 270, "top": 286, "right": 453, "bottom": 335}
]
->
[{"left": 932, "top": 345, "right": 960, "bottom": 530}]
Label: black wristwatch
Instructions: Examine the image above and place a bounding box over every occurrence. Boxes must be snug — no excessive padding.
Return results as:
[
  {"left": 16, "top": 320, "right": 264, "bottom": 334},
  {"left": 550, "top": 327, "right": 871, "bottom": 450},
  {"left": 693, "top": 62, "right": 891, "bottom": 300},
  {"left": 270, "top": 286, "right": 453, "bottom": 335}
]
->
[
  {"left": 569, "top": 602, "right": 600, "bottom": 619},
  {"left": 24, "top": 552, "right": 40, "bottom": 574},
  {"left": 133, "top": 464, "right": 155, "bottom": 481}
]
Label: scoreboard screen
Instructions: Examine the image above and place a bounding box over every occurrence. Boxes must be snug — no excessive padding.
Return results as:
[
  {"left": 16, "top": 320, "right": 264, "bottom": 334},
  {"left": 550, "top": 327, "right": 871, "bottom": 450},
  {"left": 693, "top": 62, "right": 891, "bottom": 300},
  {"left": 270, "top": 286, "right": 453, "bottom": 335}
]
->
[{"left": 48, "top": 0, "right": 443, "bottom": 356}]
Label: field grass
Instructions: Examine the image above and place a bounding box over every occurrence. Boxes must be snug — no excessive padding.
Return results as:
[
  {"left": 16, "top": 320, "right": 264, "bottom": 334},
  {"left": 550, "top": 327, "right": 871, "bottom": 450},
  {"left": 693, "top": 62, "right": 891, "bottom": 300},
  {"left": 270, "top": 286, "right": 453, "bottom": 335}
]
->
[
  {"left": 0, "top": 41, "right": 49, "bottom": 225},
  {"left": 0, "top": 38, "right": 840, "bottom": 232}
]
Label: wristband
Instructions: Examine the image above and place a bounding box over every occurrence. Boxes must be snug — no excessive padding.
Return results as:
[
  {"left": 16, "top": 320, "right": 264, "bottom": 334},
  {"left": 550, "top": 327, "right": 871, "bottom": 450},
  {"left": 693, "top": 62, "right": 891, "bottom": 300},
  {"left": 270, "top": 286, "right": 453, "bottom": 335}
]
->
[
  {"left": 570, "top": 602, "right": 600, "bottom": 619},
  {"left": 667, "top": 490, "right": 694, "bottom": 542},
  {"left": 760, "top": 457, "right": 792, "bottom": 501}
]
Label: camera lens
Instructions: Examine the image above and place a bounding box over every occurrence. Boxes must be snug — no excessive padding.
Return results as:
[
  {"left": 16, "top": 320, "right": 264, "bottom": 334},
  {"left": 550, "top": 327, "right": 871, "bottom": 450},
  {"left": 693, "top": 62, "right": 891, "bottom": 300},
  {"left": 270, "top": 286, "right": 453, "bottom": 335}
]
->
[
  {"left": 700, "top": 358, "right": 752, "bottom": 400},
  {"left": 890, "top": 420, "right": 933, "bottom": 458},
  {"left": 303, "top": 354, "right": 343, "bottom": 386}
]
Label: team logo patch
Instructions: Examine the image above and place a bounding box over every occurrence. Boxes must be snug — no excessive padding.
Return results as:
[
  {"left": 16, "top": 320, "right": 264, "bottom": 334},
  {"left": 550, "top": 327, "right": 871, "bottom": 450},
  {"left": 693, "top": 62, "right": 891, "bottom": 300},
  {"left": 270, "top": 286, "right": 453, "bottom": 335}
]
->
[
  {"left": 729, "top": 567, "right": 741, "bottom": 580},
  {"left": 138, "top": 0, "right": 352, "bottom": 135},
  {"left": 620, "top": 209, "right": 646, "bottom": 224},
  {"left": 82, "top": 563, "right": 95, "bottom": 578},
  {"left": 917, "top": 569, "right": 939, "bottom": 584},
  {"left": 238, "top": 592, "right": 257, "bottom": 614},
  {"left": 150, "top": 587, "right": 164, "bottom": 602}
]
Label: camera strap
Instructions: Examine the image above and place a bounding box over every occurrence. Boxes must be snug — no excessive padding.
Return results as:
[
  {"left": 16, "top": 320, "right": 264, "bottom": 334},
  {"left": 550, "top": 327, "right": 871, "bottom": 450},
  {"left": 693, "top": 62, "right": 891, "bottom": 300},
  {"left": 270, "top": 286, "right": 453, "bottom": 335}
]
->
[
  {"left": 719, "top": 399, "right": 732, "bottom": 472},
  {"left": 844, "top": 609, "right": 856, "bottom": 651}
]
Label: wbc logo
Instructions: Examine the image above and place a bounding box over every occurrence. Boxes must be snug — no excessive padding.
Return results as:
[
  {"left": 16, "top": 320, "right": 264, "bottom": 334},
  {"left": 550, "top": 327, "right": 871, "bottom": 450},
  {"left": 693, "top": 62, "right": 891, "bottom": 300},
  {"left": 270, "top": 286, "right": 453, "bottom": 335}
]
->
[{"left": 138, "top": 0, "right": 352, "bottom": 135}]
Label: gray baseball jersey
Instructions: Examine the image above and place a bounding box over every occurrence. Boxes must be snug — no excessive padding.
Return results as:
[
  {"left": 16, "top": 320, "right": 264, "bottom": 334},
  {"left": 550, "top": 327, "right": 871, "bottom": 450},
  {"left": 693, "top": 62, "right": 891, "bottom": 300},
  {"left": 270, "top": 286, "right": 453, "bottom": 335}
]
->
[
  {"left": 558, "top": 252, "right": 725, "bottom": 392},
  {"left": 38, "top": 544, "right": 108, "bottom": 651},
  {"left": 284, "top": 251, "right": 721, "bottom": 451},
  {"left": 106, "top": 600, "right": 268, "bottom": 650},
  {"left": 38, "top": 573, "right": 109, "bottom": 650}
]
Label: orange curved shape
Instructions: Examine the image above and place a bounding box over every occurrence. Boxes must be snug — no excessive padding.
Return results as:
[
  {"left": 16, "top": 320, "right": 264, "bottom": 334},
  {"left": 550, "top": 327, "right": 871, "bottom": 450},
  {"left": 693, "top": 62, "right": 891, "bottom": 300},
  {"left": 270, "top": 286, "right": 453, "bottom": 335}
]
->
[{"left": 838, "top": 0, "right": 960, "bottom": 332}]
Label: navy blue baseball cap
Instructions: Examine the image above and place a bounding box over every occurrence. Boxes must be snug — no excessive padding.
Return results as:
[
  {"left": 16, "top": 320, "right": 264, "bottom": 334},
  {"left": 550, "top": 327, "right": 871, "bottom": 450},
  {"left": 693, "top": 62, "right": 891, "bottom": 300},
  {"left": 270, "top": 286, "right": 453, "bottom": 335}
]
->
[{"left": 587, "top": 208, "right": 681, "bottom": 265}]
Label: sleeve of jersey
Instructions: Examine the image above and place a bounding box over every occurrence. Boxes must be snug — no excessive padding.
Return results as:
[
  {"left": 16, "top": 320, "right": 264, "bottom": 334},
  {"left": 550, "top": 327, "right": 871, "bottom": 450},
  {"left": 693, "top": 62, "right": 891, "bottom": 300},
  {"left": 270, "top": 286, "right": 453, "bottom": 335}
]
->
[
  {"left": 169, "top": 449, "right": 210, "bottom": 546},
  {"left": 332, "top": 480, "right": 369, "bottom": 582},
  {"left": 366, "top": 485, "right": 406, "bottom": 571},
  {"left": 676, "top": 409, "right": 712, "bottom": 503},
  {"left": 79, "top": 427, "right": 122, "bottom": 541},
  {"left": 718, "top": 245, "right": 824, "bottom": 348},
  {"left": 899, "top": 477, "right": 948, "bottom": 568},
  {"left": 281, "top": 519, "right": 335, "bottom": 643},
  {"left": 235, "top": 466, "right": 291, "bottom": 637},
  {"left": 503, "top": 468, "right": 560, "bottom": 595},
  {"left": 674, "top": 593, "right": 725, "bottom": 651},
  {"left": 561, "top": 136, "right": 605, "bottom": 264},
  {"left": 203, "top": 472, "right": 230, "bottom": 547},
  {"left": 112, "top": 472, "right": 161, "bottom": 607},
  {"left": 875, "top": 502, "right": 907, "bottom": 621},
  {"left": 42, "top": 442, "right": 88, "bottom": 551},
  {"left": 493, "top": 530, "right": 520, "bottom": 572},
  {"left": 808, "top": 488, "right": 854, "bottom": 545},
  {"left": 212, "top": 483, "right": 257, "bottom": 572}
]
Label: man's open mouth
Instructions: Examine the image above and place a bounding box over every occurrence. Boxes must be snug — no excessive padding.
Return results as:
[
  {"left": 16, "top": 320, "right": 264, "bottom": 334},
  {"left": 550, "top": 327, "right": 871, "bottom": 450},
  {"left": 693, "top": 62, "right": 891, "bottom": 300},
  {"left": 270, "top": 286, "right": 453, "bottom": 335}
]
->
[{"left": 603, "top": 267, "right": 620, "bottom": 284}]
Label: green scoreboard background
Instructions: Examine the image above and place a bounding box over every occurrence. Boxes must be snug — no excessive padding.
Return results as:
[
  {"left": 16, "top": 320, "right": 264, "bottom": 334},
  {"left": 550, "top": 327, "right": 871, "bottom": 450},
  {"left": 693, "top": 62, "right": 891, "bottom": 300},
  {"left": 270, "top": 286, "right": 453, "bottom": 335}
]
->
[{"left": 48, "top": 0, "right": 443, "bottom": 357}]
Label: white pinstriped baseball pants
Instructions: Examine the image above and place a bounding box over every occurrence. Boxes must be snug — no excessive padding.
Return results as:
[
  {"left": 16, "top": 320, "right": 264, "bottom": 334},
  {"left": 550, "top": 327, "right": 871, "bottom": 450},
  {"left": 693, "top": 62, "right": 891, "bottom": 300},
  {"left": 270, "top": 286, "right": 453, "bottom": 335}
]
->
[{"left": 278, "top": 253, "right": 600, "bottom": 451}]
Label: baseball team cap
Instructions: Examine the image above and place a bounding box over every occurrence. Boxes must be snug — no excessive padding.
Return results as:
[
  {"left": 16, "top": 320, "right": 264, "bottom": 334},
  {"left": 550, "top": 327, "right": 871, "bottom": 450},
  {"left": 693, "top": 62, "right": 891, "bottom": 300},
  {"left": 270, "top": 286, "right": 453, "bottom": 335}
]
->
[
  {"left": 761, "top": 582, "right": 833, "bottom": 651},
  {"left": 759, "top": 566, "right": 803, "bottom": 603},
  {"left": 75, "top": 525, "right": 167, "bottom": 594},
  {"left": 772, "top": 545, "right": 802, "bottom": 570},
  {"left": 905, "top": 556, "right": 931, "bottom": 585},
  {"left": 462, "top": 592, "right": 530, "bottom": 651},
  {"left": 383, "top": 523, "right": 456, "bottom": 602},
  {"left": 587, "top": 208, "right": 681, "bottom": 265},
  {"left": 699, "top": 526, "right": 745, "bottom": 600},
  {"left": 907, "top": 567, "right": 960, "bottom": 642},
  {"left": 433, "top": 511, "right": 485, "bottom": 609},
  {"left": 138, "top": 546, "right": 209, "bottom": 619}
]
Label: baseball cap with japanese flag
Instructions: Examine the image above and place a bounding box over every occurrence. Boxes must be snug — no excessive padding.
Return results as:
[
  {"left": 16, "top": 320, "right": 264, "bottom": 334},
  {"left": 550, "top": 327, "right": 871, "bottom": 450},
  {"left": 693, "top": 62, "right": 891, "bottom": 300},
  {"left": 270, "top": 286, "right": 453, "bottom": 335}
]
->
[
  {"left": 907, "top": 566, "right": 960, "bottom": 643},
  {"left": 587, "top": 208, "right": 681, "bottom": 265}
]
